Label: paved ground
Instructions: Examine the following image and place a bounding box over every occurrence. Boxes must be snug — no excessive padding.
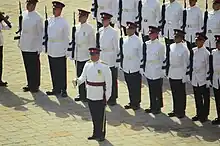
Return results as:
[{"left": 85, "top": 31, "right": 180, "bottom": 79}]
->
[{"left": 0, "top": 0, "right": 220, "bottom": 145}]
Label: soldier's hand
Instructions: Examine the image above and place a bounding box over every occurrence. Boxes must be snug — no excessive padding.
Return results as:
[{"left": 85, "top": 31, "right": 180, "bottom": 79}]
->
[{"left": 72, "top": 79, "right": 77, "bottom": 88}]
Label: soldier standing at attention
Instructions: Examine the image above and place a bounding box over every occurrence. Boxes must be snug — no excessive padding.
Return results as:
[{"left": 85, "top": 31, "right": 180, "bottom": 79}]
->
[
  {"left": 211, "top": 35, "right": 220, "bottom": 125},
  {"left": 122, "top": 22, "right": 142, "bottom": 110},
  {"left": 141, "top": 0, "right": 161, "bottom": 40},
  {"left": 19, "top": 0, "right": 43, "bottom": 92},
  {"left": 99, "top": 12, "right": 119, "bottom": 106},
  {"left": 190, "top": 32, "right": 210, "bottom": 123},
  {"left": 143, "top": 26, "right": 165, "bottom": 114},
  {"left": 167, "top": 29, "right": 189, "bottom": 119},
  {"left": 46, "top": 1, "right": 70, "bottom": 97},
  {"left": 185, "top": 0, "right": 203, "bottom": 50},
  {"left": 163, "top": 0, "right": 183, "bottom": 48},
  {"left": 74, "top": 9, "right": 96, "bottom": 102},
  {"left": 0, "top": 12, "right": 11, "bottom": 86},
  {"left": 205, "top": 0, "right": 220, "bottom": 51},
  {"left": 73, "top": 47, "right": 112, "bottom": 142}
]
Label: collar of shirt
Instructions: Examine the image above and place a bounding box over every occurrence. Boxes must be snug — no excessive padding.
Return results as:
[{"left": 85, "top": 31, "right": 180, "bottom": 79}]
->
[
  {"left": 103, "top": 25, "right": 111, "bottom": 32},
  {"left": 128, "top": 34, "right": 136, "bottom": 40},
  {"left": 195, "top": 46, "right": 206, "bottom": 52},
  {"left": 151, "top": 39, "right": 159, "bottom": 44},
  {"left": 80, "top": 22, "right": 87, "bottom": 28}
]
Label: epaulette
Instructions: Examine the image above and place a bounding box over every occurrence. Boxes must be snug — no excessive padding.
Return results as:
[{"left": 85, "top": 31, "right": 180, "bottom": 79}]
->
[
  {"left": 87, "top": 60, "right": 92, "bottom": 63},
  {"left": 100, "top": 60, "right": 107, "bottom": 65}
]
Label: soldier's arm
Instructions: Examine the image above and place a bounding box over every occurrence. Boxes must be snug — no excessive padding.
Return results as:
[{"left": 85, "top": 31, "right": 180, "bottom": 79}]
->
[
  {"left": 198, "top": 8, "right": 203, "bottom": 32},
  {"left": 205, "top": 51, "right": 210, "bottom": 80},
  {"left": 77, "top": 62, "right": 88, "bottom": 85},
  {"left": 88, "top": 26, "right": 96, "bottom": 48},
  {"left": 159, "top": 43, "right": 166, "bottom": 65},
  {"left": 113, "top": 31, "right": 120, "bottom": 57},
  {"left": 37, "top": 16, "right": 44, "bottom": 52},
  {"left": 63, "top": 20, "right": 70, "bottom": 53},
  {"left": 103, "top": 66, "right": 112, "bottom": 101},
  {"left": 178, "top": 4, "right": 184, "bottom": 29},
  {"left": 155, "top": 0, "right": 161, "bottom": 26},
  {"left": 111, "top": 0, "right": 118, "bottom": 24},
  {"left": 138, "top": 39, "right": 142, "bottom": 63},
  {"left": 183, "top": 47, "right": 190, "bottom": 76}
]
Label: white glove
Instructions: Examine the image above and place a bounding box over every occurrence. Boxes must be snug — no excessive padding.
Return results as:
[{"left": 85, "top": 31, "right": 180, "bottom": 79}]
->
[
  {"left": 206, "top": 80, "right": 211, "bottom": 88},
  {"left": 139, "top": 68, "right": 144, "bottom": 76},
  {"left": 66, "top": 51, "right": 72, "bottom": 58},
  {"left": 182, "top": 75, "right": 189, "bottom": 83}
]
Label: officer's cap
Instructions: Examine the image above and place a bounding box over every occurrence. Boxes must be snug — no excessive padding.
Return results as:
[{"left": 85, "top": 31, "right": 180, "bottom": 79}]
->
[
  {"left": 213, "top": 0, "right": 220, "bottom": 4},
  {"left": 174, "top": 29, "right": 186, "bottom": 37},
  {"left": 126, "top": 21, "right": 138, "bottom": 29},
  {"left": 88, "top": 47, "right": 101, "bottom": 53},
  {"left": 52, "top": 1, "right": 65, "bottom": 9},
  {"left": 195, "top": 32, "right": 208, "bottom": 41},
  {"left": 215, "top": 35, "right": 220, "bottom": 43},
  {"left": 149, "top": 26, "right": 160, "bottom": 34},
  {"left": 26, "top": 0, "right": 38, "bottom": 4},
  {"left": 78, "top": 9, "right": 90, "bottom": 16},
  {"left": 100, "top": 12, "right": 113, "bottom": 20}
]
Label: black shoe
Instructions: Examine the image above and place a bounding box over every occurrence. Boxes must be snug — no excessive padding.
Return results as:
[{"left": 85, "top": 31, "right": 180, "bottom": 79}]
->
[
  {"left": 152, "top": 110, "right": 161, "bottom": 115},
  {"left": 132, "top": 105, "right": 140, "bottom": 110},
  {"left": 30, "top": 88, "right": 39, "bottom": 93},
  {"left": 82, "top": 99, "right": 88, "bottom": 102},
  {"left": 46, "top": 90, "right": 60, "bottom": 95},
  {"left": 200, "top": 117, "right": 208, "bottom": 123},
  {"left": 168, "top": 112, "right": 176, "bottom": 117},
  {"left": 0, "top": 81, "right": 8, "bottom": 87},
  {"left": 192, "top": 115, "right": 199, "bottom": 121},
  {"left": 176, "top": 114, "right": 185, "bottom": 119},
  {"left": 23, "top": 86, "right": 30, "bottom": 92},
  {"left": 88, "top": 135, "right": 97, "bottom": 140},
  {"left": 97, "top": 137, "right": 105, "bottom": 142},
  {"left": 124, "top": 104, "right": 132, "bottom": 109},
  {"left": 212, "top": 118, "right": 220, "bottom": 125},
  {"left": 75, "top": 98, "right": 81, "bottom": 101},
  {"left": 145, "top": 108, "right": 152, "bottom": 113},
  {"left": 61, "top": 91, "right": 68, "bottom": 98},
  {"left": 107, "top": 101, "right": 117, "bottom": 106}
]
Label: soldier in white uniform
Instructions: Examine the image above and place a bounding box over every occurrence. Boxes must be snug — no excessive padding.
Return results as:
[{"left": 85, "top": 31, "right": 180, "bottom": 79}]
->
[
  {"left": 189, "top": 32, "right": 210, "bottom": 123},
  {"left": 99, "top": 12, "right": 119, "bottom": 106},
  {"left": 211, "top": 35, "right": 220, "bottom": 125},
  {"left": 163, "top": 0, "right": 183, "bottom": 48},
  {"left": 0, "top": 12, "right": 11, "bottom": 86},
  {"left": 185, "top": 0, "right": 203, "bottom": 50},
  {"left": 118, "top": 0, "right": 139, "bottom": 35},
  {"left": 167, "top": 29, "right": 189, "bottom": 119},
  {"left": 91, "top": 0, "right": 117, "bottom": 28},
  {"left": 45, "top": 1, "right": 70, "bottom": 97},
  {"left": 205, "top": 0, "right": 220, "bottom": 51},
  {"left": 143, "top": 26, "right": 165, "bottom": 114},
  {"left": 73, "top": 47, "right": 112, "bottom": 142},
  {"left": 141, "top": 0, "right": 160, "bottom": 40},
  {"left": 74, "top": 9, "right": 96, "bottom": 102},
  {"left": 19, "top": 0, "right": 43, "bottom": 92},
  {"left": 122, "top": 22, "right": 142, "bottom": 110}
]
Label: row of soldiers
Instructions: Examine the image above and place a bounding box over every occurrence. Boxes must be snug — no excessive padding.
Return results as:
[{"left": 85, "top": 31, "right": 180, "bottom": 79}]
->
[{"left": 0, "top": 0, "right": 220, "bottom": 141}]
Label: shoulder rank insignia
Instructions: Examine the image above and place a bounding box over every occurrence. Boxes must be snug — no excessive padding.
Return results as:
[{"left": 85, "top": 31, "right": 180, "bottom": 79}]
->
[{"left": 100, "top": 60, "right": 107, "bottom": 65}]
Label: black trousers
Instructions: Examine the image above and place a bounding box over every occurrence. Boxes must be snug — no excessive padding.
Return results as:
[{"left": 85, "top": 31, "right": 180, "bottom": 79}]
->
[
  {"left": 108, "top": 67, "right": 118, "bottom": 103},
  {"left": 88, "top": 99, "right": 106, "bottom": 138},
  {"left": 48, "top": 56, "right": 67, "bottom": 93},
  {"left": 147, "top": 78, "right": 163, "bottom": 111},
  {"left": 213, "top": 87, "right": 220, "bottom": 118},
  {"left": 124, "top": 71, "right": 141, "bottom": 106},
  {"left": 0, "top": 46, "right": 3, "bottom": 81},
  {"left": 169, "top": 78, "right": 186, "bottom": 116},
  {"left": 193, "top": 85, "right": 210, "bottom": 118},
  {"left": 22, "top": 51, "right": 40, "bottom": 90},
  {"left": 75, "top": 60, "right": 88, "bottom": 100},
  {"left": 186, "top": 41, "right": 196, "bottom": 50}
]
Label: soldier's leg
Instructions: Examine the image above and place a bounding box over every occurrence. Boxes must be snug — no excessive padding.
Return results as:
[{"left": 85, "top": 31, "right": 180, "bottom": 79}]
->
[
  {"left": 176, "top": 81, "right": 186, "bottom": 117},
  {"left": 28, "top": 52, "right": 39, "bottom": 91},
  {"left": 36, "top": 54, "right": 41, "bottom": 88},
  {"left": 147, "top": 78, "right": 156, "bottom": 111},
  {"left": 132, "top": 72, "right": 141, "bottom": 108},
  {"left": 192, "top": 86, "right": 203, "bottom": 120},
  {"left": 0, "top": 46, "right": 3, "bottom": 82},
  {"left": 212, "top": 87, "right": 220, "bottom": 124},
  {"left": 124, "top": 72, "right": 133, "bottom": 107},
  {"left": 108, "top": 67, "right": 117, "bottom": 105},
  {"left": 169, "top": 79, "right": 178, "bottom": 115},
  {"left": 154, "top": 78, "right": 163, "bottom": 111},
  {"left": 201, "top": 85, "right": 210, "bottom": 121},
  {"left": 97, "top": 100, "right": 106, "bottom": 140},
  {"left": 88, "top": 100, "right": 99, "bottom": 138},
  {"left": 48, "top": 56, "right": 59, "bottom": 93},
  {"left": 22, "top": 52, "right": 32, "bottom": 91},
  {"left": 76, "top": 61, "right": 87, "bottom": 100},
  {"left": 59, "top": 57, "right": 67, "bottom": 97}
]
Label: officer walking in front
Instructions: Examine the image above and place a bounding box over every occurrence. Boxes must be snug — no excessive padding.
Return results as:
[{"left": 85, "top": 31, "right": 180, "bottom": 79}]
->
[
  {"left": 74, "top": 47, "right": 112, "bottom": 142},
  {"left": 205, "top": 0, "right": 220, "bottom": 51},
  {"left": 46, "top": 1, "right": 70, "bottom": 97},
  {"left": 0, "top": 12, "right": 11, "bottom": 86},
  {"left": 211, "top": 35, "right": 220, "bottom": 125},
  {"left": 122, "top": 21, "right": 142, "bottom": 110},
  {"left": 143, "top": 26, "right": 165, "bottom": 114},
  {"left": 190, "top": 32, "right": 210, "bottom": 123},
  {"left": 99, "top": 12, "right": 119, "bottom": 106},
  {"left": 141, "top": 0, "right": 161, "bottom": 40},
  {"left": 167, "top": 29, "right": 189, "bottom": 119},
  {"left": 185, "top": 0, "right": 203, "bottom": 50},
  {"left": 74, "top": 9, "right": 96, "bottom": 102},
  {"left": 19, "top": 0, "right": 43, "bottom": 92}
]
